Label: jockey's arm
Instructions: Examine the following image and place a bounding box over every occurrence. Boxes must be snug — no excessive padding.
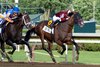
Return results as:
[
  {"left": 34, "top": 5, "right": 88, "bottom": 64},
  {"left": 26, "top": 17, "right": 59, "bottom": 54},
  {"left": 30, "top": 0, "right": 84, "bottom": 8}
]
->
[
  {"left": 0, "top": 13, "right": 5, "bottom": 18},
  {"left": 4, "top": 18, "right": 13, "bottom": 23},
  {"left": 5, "top": 13, "right": 13, "bottom": 23}
]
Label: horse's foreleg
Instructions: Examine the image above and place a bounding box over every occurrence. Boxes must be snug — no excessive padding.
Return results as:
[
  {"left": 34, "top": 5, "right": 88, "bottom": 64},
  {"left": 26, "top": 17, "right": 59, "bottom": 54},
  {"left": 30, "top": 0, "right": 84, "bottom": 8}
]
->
[
  {"left": 24, "top": 29, "right": 33, "bottom": 42},
  {"left": 72, "top": 39, "right": 79, "bottom": 61},
  {"left": 19, "top": 40, "right": 32, "bottom": 58},
  {"left": 55, "top": 40, "right": 66, "bottom": 55},
  {"left": 6, "top": 40, "right": 16, "bottom": 54}
]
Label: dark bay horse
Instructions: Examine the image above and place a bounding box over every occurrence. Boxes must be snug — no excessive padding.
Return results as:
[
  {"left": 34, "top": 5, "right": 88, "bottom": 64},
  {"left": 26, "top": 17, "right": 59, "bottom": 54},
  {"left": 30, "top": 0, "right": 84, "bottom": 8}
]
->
[
  {"left": 25, "top": 12, "right": 84, "bottom": 63},
  {"left": 0, "top": 13, "right": 32, "bottom": 62}
]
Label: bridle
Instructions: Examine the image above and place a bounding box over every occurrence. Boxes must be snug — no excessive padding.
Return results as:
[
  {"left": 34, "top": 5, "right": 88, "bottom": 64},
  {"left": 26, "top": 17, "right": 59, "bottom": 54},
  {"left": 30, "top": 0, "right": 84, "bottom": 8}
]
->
[{"left": 22, "top": 14, "right": 32, "bottom": 29}]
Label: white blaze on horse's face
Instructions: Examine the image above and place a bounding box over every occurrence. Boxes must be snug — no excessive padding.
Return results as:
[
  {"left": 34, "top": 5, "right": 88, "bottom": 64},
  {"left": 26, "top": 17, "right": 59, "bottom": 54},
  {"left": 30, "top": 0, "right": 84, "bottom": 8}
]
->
[
  {"left": 22, "top": 14, "right": 31, "bottom": 28},
  {"left": 22, "top": 15, "right": 28, "bottom": 25},
  {"left": 79, "top": 19, "right": 84, "bottom": 27}
]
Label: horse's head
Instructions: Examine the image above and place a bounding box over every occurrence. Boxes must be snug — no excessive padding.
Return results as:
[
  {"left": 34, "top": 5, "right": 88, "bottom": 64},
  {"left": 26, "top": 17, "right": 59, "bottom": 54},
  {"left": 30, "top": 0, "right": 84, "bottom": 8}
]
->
[
  {"left": 16, "top": 12, "right": 32, "bottom": 29},
  {"left": 73, "top": 12, "right": 84, "bottom": 27}
]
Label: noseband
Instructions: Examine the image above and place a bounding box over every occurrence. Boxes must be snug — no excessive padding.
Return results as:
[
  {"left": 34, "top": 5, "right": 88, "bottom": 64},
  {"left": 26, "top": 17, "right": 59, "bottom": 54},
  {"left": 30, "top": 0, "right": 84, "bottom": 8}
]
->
[{"left": 22, "top": 15, "right": 30, "bottom": 25}]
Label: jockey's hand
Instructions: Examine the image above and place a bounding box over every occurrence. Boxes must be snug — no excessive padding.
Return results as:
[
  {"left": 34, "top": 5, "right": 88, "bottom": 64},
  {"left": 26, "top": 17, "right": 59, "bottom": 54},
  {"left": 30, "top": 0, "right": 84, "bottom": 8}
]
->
[
  {"left": 4, "top": 18, "right": 13, "bottom": 23},
  {"left": 0, "top": 14, "right": 5, "bottom": 18},
  {"left": 66, "top": 17, "right": 70, "bottom": 20}
]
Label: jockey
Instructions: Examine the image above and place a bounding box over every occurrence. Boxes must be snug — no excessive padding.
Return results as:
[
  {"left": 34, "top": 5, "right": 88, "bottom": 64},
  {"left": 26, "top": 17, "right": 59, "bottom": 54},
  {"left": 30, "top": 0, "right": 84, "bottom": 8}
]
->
[
  {"left": 0, "top": 8, "right": 14, "bottom": 26},
  {"left": 51, "top": 9, "right": 73, "bottom": 27},
  {"left": 0, "top": 6, "right": 20, "bottom": 25},
  {"left": 0, "top": 13, "right": 13, "bottom": 22},
  {"left": 0, "top": 13, "right": 13, "bottom": 33},
  {"left": 0, "top": 6, "right": 20, "bottom": 33}
]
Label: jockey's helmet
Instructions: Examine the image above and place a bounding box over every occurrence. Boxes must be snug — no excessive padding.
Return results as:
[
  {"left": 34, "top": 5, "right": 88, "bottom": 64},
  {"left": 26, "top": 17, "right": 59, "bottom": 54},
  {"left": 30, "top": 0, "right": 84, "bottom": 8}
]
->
[
  {"left": 13, "top": 7, "right": 20, "bottom": 13},
  {"left": 6, "top": 9, "right": 14, "bottom": 14}
]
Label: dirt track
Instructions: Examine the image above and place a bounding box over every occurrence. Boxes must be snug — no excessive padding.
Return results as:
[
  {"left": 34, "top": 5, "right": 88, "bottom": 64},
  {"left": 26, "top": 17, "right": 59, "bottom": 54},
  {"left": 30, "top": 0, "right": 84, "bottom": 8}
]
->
[{"left": 0, "top": 62, "right": 100, "bottom": 67}]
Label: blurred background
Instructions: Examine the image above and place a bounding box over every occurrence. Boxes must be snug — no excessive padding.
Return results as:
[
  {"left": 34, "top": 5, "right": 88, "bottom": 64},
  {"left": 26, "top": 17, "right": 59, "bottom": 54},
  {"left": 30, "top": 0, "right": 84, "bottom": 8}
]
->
[{"left": 0, "top": 0, "right": 100, "bottom": 24}]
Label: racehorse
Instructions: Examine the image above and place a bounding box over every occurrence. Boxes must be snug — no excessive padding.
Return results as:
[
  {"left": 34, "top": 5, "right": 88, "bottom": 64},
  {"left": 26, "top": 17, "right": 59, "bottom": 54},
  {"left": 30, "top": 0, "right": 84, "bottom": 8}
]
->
[
  {"left": 25, "top": 11, "right": 84, "bottom": 63},
  {"left": 0, "top": 12, "right": 32, "bottom": 62}
]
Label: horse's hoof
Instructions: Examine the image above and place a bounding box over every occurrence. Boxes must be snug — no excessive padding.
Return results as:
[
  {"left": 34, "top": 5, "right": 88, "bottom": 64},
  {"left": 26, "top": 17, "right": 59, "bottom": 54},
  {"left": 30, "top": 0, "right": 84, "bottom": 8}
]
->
[
  {"left": 60, "top": 52, "right": 63, "bottom": 55},
  {"left": 53, "top": 60, "right": 57, "bottom": 63},
  {"left": 57, "top": 50, "right": 61, "bottom": 54},
  {"left": 7, "top": 51, "right": 13, "bottom": 55},
  {"left": 9, "top": 60, "right": 14, "bottom": 62},
  {"left": 76, "top": 55, "right": 79, "bottom": 61}
]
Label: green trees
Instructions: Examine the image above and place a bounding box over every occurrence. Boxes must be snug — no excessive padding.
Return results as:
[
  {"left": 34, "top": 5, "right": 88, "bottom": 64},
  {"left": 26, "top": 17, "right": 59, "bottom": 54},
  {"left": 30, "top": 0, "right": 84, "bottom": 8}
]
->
[
  {"left": 1, "top": 0, "right": 100, "bottom": 24},
  {"left": 73, "top": 0, "right": 100, "bottom": 23}
]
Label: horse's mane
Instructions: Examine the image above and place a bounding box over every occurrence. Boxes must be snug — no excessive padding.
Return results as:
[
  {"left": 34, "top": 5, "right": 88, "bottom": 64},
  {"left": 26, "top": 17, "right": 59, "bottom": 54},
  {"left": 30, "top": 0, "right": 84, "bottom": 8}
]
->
[
  {"left": 68, "top": 12, "right": 74, "bottom": 17},
  {"left": 18, "top": 13, "right": 23, "bottom": 17}
]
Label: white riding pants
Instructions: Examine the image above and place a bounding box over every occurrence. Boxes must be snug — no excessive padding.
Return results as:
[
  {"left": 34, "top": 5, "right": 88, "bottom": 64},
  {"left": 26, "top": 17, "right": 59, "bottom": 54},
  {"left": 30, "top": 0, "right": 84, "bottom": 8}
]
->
[{"left": 53, "top": 15, "right": 61, "bottom": 22}]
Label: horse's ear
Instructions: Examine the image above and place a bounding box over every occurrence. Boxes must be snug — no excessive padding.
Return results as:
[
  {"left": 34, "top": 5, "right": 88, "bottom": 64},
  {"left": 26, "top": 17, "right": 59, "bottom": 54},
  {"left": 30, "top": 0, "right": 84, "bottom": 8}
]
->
[
  {"left": 18, "top": 13, "right": 23, "bottom": 17},
  {"left": 23, "top": 11, "right": 28, "bottom": 14},
  {"left": 74, "top": 11, "right": 79, "bottom": 14},
  {"left": 68, "top": 12, "right": 74, "bottom": 17}
]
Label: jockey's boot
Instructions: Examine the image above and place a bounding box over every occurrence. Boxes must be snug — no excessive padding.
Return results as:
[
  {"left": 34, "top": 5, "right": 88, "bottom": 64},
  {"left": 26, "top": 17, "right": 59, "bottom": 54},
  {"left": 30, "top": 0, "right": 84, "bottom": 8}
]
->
[
  {"left": 1, "top": 21, "right": 7, "bottom": 33},
  {"left": 0, "top": 24, "right": 2, "bottom": 28},
  {"left": 0, "top": 25, "right": 1, "bottom": 34},
  {"left": 2, "top": 24, "right": 6, "bottom": 33},
  {"left": 51, "top": 20, "right": 61, "bottom": 27},
  {"left": 50, "top": 22, "right": 55, "bottom": 27}
]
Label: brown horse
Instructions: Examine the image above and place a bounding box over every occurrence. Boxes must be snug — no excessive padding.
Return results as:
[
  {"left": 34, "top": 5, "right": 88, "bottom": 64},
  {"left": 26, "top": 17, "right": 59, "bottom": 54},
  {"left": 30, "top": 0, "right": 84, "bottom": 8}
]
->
[
  {"left": 0, "top": 12, "right": 32, "bottom": 62},
  {"left": 25, "top": 11, "right": 84, "bottom": 63}
]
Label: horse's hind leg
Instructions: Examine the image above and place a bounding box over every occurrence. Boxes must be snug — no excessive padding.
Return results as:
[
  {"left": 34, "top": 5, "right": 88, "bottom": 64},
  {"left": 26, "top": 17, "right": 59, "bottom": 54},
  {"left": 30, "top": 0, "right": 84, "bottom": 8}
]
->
[
  {"left": 0, "top": 42, "right": 13, "bottom": 62},
  {"left": 60, "top": 44, "right": 66, "bottom": 55},
  {"left": 47, "top": 40, "right": 56, "bottom": 63},
  {"left": 72, "top": 39, "right": 79, "bottom": 61},
  {"left": 0, "top": 50, "right": 13, "bottom": 62},
  {"left": 40, "top": 36, "right": 56, "bottom": 62},
  {"left": 0, "top": 41, "right": 6, "bottom": 60},
  {"left": 6, "top": 40, "right": 16, "bottom": 54},
  {"left": 24, "top": 29, "right": 33, "bottom": 42},
  {"left": 40, "top": 35, "right": 49, "bottom": 52}
]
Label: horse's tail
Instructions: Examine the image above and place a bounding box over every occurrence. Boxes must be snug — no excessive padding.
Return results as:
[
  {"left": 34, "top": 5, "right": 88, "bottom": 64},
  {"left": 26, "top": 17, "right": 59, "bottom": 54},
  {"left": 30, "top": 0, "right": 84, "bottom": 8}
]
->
[{"left": 24, "top": 27, "right": 36, "bottom": 42}]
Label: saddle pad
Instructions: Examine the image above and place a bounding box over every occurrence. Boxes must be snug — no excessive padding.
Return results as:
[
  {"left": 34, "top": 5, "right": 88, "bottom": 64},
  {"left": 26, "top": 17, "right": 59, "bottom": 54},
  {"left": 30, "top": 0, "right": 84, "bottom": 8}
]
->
[{"left": 42, "top": 26, "right": 54, "bottom": 34}]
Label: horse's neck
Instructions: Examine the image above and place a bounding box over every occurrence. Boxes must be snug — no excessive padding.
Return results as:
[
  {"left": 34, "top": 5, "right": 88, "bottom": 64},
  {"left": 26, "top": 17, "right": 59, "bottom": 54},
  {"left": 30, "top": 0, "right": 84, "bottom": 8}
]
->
[
  {"left": 68, "top": 15, "right": 74, "bottom": 27},
  {"left": 58, "top": 21, "right": 73, "bottom": 32},
  {"left": 7, "top": 22, "right": 23, "bottom": 35}
]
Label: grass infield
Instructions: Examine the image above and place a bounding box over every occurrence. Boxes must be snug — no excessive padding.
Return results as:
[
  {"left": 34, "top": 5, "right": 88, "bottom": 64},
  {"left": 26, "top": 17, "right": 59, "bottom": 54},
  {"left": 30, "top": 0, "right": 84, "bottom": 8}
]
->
[{"left": 0, "top": 50, "right": 100, "bottom": 64}]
